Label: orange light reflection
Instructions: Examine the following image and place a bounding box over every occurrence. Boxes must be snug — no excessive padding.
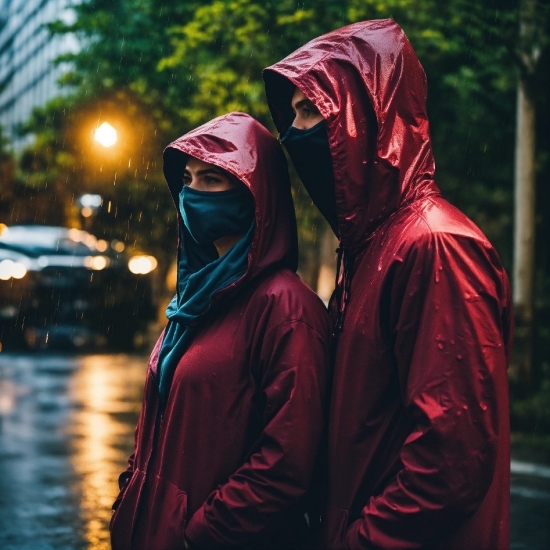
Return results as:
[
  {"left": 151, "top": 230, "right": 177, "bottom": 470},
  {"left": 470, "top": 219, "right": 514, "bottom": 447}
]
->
[{"left": 69, "top": 355, "right": 146, "bottom": 549}]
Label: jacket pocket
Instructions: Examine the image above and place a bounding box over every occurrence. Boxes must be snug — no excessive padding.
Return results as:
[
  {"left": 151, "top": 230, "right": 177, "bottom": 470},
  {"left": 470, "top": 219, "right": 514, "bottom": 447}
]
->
[
  {"left": 110, "top": 469, "right": 144, "bottom": 550},
  {"left": 112, "top": 471, "right": 134, "bottom": 512},
  {"left": 135, "top": 474, "right": 188, "bottom": 550},
  {"left": 321, "top": 504, "right": 349, "bottom": 550}
]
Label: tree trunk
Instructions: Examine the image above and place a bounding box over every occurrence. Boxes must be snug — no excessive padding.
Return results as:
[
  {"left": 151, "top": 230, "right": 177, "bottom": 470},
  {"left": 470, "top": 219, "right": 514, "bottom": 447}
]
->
[{"left": 513, "top": 78, "right": 536, "bottom": 388}]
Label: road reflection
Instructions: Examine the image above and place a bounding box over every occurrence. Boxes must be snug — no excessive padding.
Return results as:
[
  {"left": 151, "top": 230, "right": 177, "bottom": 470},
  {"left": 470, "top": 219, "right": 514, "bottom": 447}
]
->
[
  {"left": 0, "top": 353, "right": 146, "bottom": 550},
  {"left": 68, "top": 354, "right": 146, "bottom": 549}
]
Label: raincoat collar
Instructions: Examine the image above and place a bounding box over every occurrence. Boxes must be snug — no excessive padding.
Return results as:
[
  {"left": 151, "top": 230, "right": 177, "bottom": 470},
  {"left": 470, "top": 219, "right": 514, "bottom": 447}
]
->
[{"left": 264, "top": 18, "right": 439, "bottom": 250}]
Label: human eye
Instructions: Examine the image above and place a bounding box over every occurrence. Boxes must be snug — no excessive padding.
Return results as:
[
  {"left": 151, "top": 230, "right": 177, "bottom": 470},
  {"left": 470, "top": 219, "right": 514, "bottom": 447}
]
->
[
  {"left": 303, "top": 104, "right": 319, "bottom": 118},
  {"left": 182, "top": 174, "right": 191, "bottom": 186},
  {"left": 204, "top": 175, "right": 222, "bottom": 185}
]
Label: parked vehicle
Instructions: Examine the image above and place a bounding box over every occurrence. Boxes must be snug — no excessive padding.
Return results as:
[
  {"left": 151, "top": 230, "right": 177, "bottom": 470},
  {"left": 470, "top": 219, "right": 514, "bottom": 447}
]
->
[{"left": 0, "top": 225, "right": 158, "bottom": 350}]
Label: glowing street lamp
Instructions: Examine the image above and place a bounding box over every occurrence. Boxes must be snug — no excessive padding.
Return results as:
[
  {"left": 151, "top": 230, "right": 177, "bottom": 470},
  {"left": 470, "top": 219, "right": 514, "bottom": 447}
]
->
[{"left": 94, "top": 122, "right": 117, "bottom": 147}]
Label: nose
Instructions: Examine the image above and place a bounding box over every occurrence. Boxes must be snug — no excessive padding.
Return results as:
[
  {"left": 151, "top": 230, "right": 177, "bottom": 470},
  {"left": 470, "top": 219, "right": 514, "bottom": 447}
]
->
[{"left": 291, "top": 114, "right": 307, "bottom": 130}]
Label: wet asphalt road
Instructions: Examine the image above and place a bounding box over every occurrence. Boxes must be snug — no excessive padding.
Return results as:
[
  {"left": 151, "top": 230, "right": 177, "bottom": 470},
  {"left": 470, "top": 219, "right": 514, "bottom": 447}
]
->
[
  {"left": 0, "top": 353, "right": 146, "bottom": 550},
  {"left": 0, "top": 353, "right": 549, "bottom": 550}
]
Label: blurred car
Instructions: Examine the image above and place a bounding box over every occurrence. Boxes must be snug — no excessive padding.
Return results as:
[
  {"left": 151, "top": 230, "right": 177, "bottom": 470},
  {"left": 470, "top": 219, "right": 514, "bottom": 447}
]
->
[{"left": 0, "top": 225, "right": 158, "bottom": 350}]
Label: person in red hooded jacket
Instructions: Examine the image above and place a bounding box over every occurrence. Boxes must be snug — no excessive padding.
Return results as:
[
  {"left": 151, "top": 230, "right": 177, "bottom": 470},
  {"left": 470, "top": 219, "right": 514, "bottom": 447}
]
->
[
  {"left": 264, "top": 19, "right": 513, "bottom": 550},
  {"left": 109, "top": 112, "right": 331, "bottom": 550}
]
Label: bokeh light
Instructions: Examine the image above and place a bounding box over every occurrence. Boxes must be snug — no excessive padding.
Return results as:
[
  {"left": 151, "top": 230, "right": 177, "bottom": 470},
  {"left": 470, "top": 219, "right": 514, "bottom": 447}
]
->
[
  {"left": 93, "top": 122, "right": 117, "bottom": 147},
  {"left": 128, "top": 255, "right": 158, "bottom": 275},
  {"left": 84, "top": 256, "right": 109, "bottom": 270},
  {"left": 0, "top": 259, "right": 27, "bottom": 280}
]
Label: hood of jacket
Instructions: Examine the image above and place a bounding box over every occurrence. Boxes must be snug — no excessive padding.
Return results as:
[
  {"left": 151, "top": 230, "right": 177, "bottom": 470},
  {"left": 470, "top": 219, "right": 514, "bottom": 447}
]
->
[
  {"left": 163, "top": 112, "right": 298, "bottom": 301},
  {"left": 264, "top": 18, "right": 439, "bottom": 249}
]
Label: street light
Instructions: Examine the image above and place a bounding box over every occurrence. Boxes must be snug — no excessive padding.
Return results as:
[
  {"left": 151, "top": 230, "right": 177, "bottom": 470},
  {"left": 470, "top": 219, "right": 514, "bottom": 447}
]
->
[{"left": 94, "top": 122, "right": 117, "bottom": 147}]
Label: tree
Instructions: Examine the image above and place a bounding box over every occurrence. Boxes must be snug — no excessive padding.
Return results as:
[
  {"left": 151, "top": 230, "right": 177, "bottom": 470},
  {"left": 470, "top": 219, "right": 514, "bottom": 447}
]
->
[
  {"left": 513, "top": 0, "right": 549, "bottom": 388},
  {"left": 1, "top": 125, "right": 18, "bottom": 224},
  {"left": 0, "top": 125, "right": 14, "bottom": 185},
  {"left": 19, "top": 1, "right": 549, "bottom": 368}
]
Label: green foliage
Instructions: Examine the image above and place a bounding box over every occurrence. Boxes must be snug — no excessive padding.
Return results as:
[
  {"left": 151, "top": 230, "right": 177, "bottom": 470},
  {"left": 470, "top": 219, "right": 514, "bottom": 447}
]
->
[
  {"left": 0, "top": 125, "right": 11, "bottom": 161},
  {"left": 157, "top": 0, "right": 348, "bottom": 128},
  {"left": 0, "top": 126, "right": 16, "bottom": 219},
  {"left": 12, "top": 0, "right": 549, "bottom": 288}
]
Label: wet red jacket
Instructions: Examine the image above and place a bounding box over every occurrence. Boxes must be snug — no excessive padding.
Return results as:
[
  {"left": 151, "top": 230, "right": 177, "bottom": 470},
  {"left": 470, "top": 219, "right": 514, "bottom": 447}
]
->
[
  {"left": 110, "top": 113, "right": 331, "bottom": 550},
  {"left": 265, "top": 19, "right": 513, "bottom": 550}
]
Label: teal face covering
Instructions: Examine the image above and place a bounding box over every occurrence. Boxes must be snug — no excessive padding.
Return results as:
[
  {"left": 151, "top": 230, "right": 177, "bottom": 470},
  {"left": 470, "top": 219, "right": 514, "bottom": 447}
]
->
[
  {"left": 156, "top": 181, "right": 256, "bottom": 408},
  {"left": 180, "top": 185, "right": 255, "bottom": 245}
]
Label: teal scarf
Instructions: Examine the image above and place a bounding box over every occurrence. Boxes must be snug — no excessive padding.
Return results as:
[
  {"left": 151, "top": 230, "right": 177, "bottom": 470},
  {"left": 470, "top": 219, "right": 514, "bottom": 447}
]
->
[{"left": 157, "top": 218, "right": 254, "bottom": 406}]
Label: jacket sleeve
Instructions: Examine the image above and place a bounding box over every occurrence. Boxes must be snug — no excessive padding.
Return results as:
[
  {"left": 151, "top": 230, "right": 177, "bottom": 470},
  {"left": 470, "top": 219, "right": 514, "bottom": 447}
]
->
[
  {"left": 185, "top": 318, "right": 330, "bottom": 549},
  {"left": 345, "top": 232, "right": 512, "bottom": 549}
]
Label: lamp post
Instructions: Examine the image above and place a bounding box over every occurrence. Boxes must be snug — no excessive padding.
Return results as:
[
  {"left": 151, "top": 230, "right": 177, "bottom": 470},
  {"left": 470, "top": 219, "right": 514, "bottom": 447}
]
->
[{"left": 79, "top": 121, "right": 117, "bottom": 231}]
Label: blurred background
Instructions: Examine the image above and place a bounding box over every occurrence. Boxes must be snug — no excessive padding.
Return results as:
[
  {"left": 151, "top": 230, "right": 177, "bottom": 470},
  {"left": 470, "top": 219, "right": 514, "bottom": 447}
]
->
[{"left": 0, "top": 0, "right": 548, "bottom": 549}]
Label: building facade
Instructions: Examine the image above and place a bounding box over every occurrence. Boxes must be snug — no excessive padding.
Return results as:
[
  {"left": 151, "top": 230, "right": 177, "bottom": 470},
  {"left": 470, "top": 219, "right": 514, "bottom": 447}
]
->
[{"left": 0, "top": 0, "right": 77, "bottom": 151}]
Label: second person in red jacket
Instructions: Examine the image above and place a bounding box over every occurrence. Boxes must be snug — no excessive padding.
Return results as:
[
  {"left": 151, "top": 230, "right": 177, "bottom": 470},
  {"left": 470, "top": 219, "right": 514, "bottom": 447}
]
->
[{"left": 264, "top": 19, "right": 513, "bottom": 550}]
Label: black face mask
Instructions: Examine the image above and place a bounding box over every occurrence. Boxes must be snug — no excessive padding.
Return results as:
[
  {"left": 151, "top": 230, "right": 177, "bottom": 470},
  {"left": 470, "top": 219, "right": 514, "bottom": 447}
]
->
[{"left": 281, "top": 121, "right": 339, "bottom": 236}]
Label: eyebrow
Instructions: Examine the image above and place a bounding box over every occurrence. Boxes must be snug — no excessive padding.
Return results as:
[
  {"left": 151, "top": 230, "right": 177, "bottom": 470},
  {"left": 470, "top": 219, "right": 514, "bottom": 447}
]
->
[{"left": 183, "top": 167, "right": 226, "bottom": 177}]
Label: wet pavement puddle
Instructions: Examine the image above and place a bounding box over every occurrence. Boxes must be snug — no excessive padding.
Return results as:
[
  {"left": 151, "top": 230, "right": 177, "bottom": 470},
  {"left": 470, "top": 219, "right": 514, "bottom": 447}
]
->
[{"left": 0, "top": 353, "right": 146, "bottom": 550}]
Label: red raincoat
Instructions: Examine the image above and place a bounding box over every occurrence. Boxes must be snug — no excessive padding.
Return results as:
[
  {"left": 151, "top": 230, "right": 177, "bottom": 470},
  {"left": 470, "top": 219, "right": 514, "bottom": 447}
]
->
[
  {"left": 110, "top": 113, "right": 331, "bottom": 550},
  {"left": 265, "top": 19, "right": 513, "bottom": 550}
]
